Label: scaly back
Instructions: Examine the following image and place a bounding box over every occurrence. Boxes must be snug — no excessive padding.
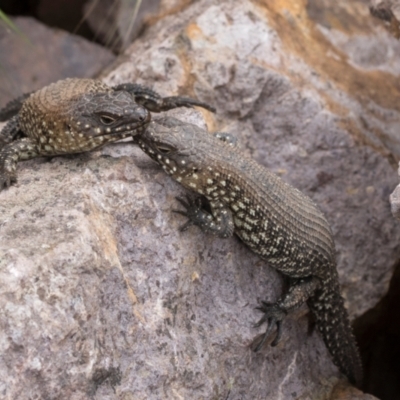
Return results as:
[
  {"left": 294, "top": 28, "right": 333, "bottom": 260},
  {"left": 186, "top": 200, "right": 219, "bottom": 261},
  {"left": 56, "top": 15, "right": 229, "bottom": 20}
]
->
[
  {"left": 141, "top": 117, "right": 336, "bottom": 279},
  {"left": 19, "top": 78, "right": 111, "bottom": 140}
]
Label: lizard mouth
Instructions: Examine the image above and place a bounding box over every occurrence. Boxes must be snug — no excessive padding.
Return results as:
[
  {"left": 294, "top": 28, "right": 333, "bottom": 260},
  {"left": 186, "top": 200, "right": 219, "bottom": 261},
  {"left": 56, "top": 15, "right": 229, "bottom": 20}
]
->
[{"left": 94, "top": 117, "right": 151, "bottom": 138}]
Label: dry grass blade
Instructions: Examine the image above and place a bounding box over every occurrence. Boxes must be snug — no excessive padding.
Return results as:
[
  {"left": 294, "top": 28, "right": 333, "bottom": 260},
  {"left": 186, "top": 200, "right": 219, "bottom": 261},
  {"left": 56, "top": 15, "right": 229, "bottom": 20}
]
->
[
  {"left": 123, "top": 0, "right": 142, "bottom": 50},
  {"left": 0, "top": 9, "right": 29, "bottom": 42}
]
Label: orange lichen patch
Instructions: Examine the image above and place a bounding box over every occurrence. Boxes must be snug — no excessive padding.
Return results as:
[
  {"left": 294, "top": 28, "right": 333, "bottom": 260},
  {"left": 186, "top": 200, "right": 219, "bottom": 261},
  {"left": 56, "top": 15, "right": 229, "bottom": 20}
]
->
[
  {"left": 201, "top": 109, "right": 218, "bottom": 132},
  {"left": 186, "top": 22, "right": 205, "bottom": 41},
  {"left": 314, "top": 68, "right": 397, "bottom": 163},
  {"left": 85, "top": 196, "right": 145, "bottom": 323},
  {"left": 321, "top": 94, "right": 349, "bottom": 117},
  {"left": 265, "top": 0, "right": 307, "bottom": 19},
  {"left": 174, "top": 35, "right": 199, "bottom": 90},
  {"left": 172, "top": 31, "right": 218, "bottom": 131},
  {"left": 181, "top": 23, "right": 211, "bottom": 92},
  {"left": 252, "top": 0, "right": 400, "bottom": 114},
  {"left": 389, "top": 16, "right": 400, "bottom": 39},
  {"left": 339, "top": 111, "right": 398, "bottom": 166}
]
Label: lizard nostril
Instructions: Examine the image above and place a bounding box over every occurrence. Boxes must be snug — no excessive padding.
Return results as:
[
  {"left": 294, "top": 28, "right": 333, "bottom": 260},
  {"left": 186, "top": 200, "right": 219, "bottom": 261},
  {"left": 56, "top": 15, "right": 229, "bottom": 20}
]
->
[{"left": 137, "top": 108, "right": 149, "bottom": 122}]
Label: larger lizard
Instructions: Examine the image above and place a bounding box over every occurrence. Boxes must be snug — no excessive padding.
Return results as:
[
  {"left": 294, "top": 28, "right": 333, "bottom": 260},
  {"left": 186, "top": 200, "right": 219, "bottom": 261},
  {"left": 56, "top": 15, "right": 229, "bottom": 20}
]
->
[
  {"left": 135, "top": 116, "right": 363, "bottom": 385},
  {"left": 0, "top": 78, "right": 214, "bottom": 190}
]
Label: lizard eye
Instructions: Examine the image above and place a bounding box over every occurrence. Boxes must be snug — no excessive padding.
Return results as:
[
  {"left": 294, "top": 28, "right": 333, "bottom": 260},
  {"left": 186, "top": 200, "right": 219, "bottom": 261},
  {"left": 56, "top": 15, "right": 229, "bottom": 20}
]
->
[
  {"left": 100, "top": 115, "right": 116, "bottom": 125},
  {"left": 156, "top": 144, "right": 174, "bottom": 154}
]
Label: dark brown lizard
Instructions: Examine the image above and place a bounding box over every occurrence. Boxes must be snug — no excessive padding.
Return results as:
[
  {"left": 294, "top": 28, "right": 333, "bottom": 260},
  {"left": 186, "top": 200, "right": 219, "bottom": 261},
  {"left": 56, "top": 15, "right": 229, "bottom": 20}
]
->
[
  {"left": 135, "top": 116, "right": 363, "bottom": 386},
  {"left": 0, "top": 78, "right": 215, "bottom": 190}
]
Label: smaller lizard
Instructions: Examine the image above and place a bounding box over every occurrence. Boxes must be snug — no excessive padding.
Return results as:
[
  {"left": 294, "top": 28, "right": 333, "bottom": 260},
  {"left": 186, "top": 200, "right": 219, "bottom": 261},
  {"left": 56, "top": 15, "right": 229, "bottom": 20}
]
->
[
  {"left": 135, "top": 117, "right": 363, "bottom": 386},
  {"left": 0, "top": 78, "right": 214, "bottom": 190}
]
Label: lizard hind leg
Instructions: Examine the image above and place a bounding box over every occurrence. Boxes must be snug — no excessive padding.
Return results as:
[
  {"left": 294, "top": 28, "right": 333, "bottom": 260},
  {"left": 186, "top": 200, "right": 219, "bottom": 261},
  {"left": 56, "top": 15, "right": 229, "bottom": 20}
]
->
[
  {"left": 173, "top": 195, "right": 235, "bottom": 238},
  {"left": 0, "top": 138, "right": 39, "bottom": 190},
  {"left": 253, "top": 276, "right": 321, "bottom": 351},
  {"left": 0, "top": 115, "right": 22, "bottom": 148},
  {"left": 253, "top": 303, "right": 285, "bottom": 350}
]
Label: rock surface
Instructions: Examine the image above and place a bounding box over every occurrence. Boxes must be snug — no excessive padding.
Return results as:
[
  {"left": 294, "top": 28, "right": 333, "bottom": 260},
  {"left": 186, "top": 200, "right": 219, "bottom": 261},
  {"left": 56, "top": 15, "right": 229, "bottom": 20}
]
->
[
  {"left": 1, "top": 0, "right": 399, "bottom": 398},
  {"left": 0, "top": 16, "right": 115, "bottom": 109},
  {"left": 390, "top": 164, "right": 400, "bottom": 219},
  {"left": 370, "top": 0, "right": 400, "bottom": 38},
  {"left": 83, "top": 0, "right": 193, "bottom": 52}
]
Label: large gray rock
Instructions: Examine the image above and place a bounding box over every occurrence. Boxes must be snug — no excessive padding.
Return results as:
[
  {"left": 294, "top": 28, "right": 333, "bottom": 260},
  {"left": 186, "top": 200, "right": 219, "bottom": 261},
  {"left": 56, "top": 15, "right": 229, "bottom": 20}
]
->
[
  {"left": 1, "top": 0, "right": 398, "bottom": 398},
  {"left": 104, "top": 0, "right": 400, "bottom": 319},
  {"left": 0, "top": 16, "right": 115, "bottom": 109}
]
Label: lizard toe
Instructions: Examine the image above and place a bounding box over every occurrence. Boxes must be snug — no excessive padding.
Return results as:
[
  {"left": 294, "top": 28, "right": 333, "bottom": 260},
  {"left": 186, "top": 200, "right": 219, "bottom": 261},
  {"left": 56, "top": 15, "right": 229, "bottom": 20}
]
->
[
  {"left": 0, "top": 172, "right": 17, "bottom": 190},
  {"left": 253, "top": 302, "right": 287, "bottom": 351}
]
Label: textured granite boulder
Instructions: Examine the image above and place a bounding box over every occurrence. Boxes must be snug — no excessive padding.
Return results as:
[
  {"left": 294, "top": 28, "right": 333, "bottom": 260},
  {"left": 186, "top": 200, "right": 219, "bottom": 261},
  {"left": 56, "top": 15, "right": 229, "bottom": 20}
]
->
[{"left": 2, "top": 0, "right": 399, "bottom": 398}]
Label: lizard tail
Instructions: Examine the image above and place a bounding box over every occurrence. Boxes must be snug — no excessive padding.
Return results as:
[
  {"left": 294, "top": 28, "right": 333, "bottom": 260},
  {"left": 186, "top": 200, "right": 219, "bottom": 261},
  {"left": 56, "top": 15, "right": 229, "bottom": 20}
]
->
[
  {"left": 308, "top": 282, "right": 363, "bottom": 386},
  {"left": 0, "top": 93, "right": 31, "bottom": 121}
]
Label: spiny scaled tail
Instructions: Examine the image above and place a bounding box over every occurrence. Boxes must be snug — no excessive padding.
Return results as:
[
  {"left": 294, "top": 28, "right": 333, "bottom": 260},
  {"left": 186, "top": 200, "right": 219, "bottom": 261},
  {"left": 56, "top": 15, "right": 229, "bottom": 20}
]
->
[{"left": 308, "top": 283, "right": 363, "bottom": 386}]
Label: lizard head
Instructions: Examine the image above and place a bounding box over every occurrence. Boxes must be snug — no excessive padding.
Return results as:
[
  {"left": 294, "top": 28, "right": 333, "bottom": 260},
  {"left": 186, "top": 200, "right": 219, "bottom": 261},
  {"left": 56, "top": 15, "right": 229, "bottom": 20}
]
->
[
  {"left": 137, "top": 117, "right": 216, "bottom": 190},
  {"left": 66, "top": 90, "right": 151, "bottom": 141}
]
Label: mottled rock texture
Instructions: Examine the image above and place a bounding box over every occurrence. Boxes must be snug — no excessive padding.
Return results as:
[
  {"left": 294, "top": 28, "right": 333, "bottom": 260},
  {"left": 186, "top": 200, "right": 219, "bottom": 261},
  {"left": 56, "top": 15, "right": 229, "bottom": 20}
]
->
[
  {"left": 1, "top": 0, "right": 398, "bottom": 398},
  {"left": 370, "top": 0, "right": 400, "bottom": 38},
  {"left": 84, "top": 0, "right": 193, "bottom": 51},
  {"left": 390, "top": 163, "right": 400, "bottom": 219}
]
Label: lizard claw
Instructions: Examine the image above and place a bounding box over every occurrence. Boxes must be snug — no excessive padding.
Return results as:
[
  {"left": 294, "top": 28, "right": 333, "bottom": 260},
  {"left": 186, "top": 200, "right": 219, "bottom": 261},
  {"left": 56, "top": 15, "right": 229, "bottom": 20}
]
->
[
  {"left": 253, "top": 302, "right": 287, "bottom": 351},
  {"left": 177, "top": 219, "right": 194, "bottom": 232},
  {"left": 175, "top": 195, "right": 204, "bottom": 210},
  {"left": 0, "top": 159, "right": 17, "bottom": 190},
  {"left": 172, "top": 195, "right": 210, "bottom": 232},
  {"left": 174, "top": 195, "right": 191, "bottom": 210},
  {"left": 0, "top": 174, "right": 17, "bottom": 191},
  {"left": 173, "top": 196, "right": 195, "bottom": 231}
]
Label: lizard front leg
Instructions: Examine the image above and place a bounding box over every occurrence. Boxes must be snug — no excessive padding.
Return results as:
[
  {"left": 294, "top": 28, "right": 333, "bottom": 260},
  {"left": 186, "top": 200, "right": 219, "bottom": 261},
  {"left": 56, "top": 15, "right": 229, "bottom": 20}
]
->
[
  {"left": 174, "top": 196, "right": 235, "bottom": 238},
  {"left": 0, "top": 138, "right": 39, "bottom": 190},
  {"left": 113, "top": 83, "right": 216, "bottom": 113}
]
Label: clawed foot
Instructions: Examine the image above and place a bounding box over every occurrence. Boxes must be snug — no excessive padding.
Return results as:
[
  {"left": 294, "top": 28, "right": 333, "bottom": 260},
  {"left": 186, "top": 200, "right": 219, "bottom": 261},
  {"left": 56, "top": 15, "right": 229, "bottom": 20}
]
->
[
  {"left": 253, "top": 301, "right": 287, "bottom": 351},
  {"left": 173, "top": 195, "right": 210, "bottom": 231},
  {"left": 0, "top": 171, "right": 17, "bottom": 191}
]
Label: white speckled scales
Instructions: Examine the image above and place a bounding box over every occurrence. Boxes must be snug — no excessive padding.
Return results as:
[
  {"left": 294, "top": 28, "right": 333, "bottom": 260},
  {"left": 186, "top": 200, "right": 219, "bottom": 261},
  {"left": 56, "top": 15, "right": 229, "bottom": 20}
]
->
[{"left": 138, "top": 116, "right": 363, "bottom": 386}]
